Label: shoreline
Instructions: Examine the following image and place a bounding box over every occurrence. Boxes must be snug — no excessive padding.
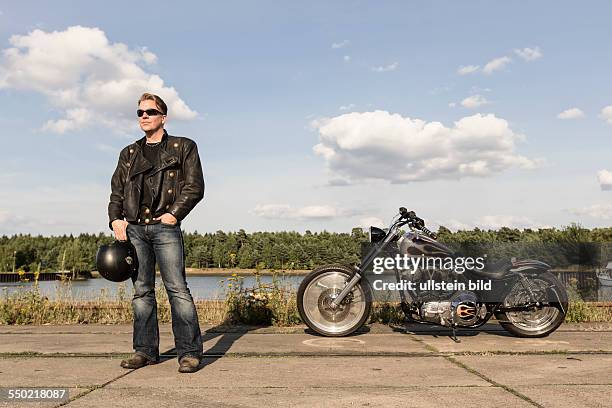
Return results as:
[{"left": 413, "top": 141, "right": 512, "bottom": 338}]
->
[
  {"left": 6, "top": 266, "right": 608, "bottom": 281},
  {"left": 85, "top": 268, "right": 310, "bottom": 278},
  {"left": 184, "top": 268, "right": 310, "bottom": 276}
]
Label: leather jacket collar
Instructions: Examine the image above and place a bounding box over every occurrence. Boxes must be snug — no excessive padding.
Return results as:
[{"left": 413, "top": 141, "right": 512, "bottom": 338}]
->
[
  {"left": 136, "top": 129, "right": 168, "bottom": 149},
  {"left": 128, "top": 130, "right": 179, "bottom": 179}
]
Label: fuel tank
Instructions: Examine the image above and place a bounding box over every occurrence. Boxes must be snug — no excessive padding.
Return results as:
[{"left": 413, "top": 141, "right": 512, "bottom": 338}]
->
[{"left": 398, "top": 231, "right": 454, "bottom": 258}]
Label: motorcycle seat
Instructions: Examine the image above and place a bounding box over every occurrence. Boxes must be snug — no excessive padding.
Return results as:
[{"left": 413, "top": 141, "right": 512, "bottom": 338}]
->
[{"left": 469, "top": 258, "right": 513, "bottom": 279}]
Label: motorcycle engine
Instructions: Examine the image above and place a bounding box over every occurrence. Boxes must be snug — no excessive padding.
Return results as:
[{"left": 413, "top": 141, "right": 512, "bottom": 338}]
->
[{"left": 419, "top": 291, "right": 483, "bottom": 327}]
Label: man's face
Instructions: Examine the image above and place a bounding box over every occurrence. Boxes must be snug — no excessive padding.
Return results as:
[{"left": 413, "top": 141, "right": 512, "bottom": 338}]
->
[{"left": 138, "top": 99, "right": 166, "bottom": 133}]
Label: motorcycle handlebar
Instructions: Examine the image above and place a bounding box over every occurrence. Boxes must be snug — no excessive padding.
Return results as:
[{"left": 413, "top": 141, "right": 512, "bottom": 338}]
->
[
  {"left": 399, "top": 207, "right": 415, "bottom": 220},
  {"left": 398, "top": 207, "right": 419, "bottom": 222},
  {"left": 397, "top": 207, "right": 437, "bottom": 239},
  {"left": 421, "top": 226, "right": 437, "bottom": 239}
]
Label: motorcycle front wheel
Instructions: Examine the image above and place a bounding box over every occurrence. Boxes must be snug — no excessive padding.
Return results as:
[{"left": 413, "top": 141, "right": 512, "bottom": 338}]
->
[
  {"left": 495, "top": 272, "right": 568, "bottom": 337},
  {"left": 297, "top": 264, "right": 372, "bottom": 337}
]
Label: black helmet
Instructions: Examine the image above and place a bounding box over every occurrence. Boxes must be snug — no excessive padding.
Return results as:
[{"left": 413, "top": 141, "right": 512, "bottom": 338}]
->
[{"left": 96, "top": 240, "right": 138, "bottom": 282}]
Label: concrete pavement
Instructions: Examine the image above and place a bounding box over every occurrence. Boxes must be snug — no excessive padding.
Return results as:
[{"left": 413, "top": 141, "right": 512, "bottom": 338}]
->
[{"left": 0, "top": 322, "right": 610, "bottom": 407}]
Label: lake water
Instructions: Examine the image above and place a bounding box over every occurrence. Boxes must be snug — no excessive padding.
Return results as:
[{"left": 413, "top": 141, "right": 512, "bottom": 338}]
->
[
  {"left": 2, "top": 275, "right": 611, "bottom": 301},
  {"left": 0, "top": 275, "right": 305, "bottom": 301}
]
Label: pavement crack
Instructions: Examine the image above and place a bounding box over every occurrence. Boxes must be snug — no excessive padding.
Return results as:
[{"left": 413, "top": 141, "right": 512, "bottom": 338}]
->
[
  {"left": 443, "top": 355, "right": 544, "bottom": 408},
  {"left": 405, "top": 332, "right": 441, "bottom": 354},
  {"left": 54, "top": 367, "right": 137, "bottom": 407}
]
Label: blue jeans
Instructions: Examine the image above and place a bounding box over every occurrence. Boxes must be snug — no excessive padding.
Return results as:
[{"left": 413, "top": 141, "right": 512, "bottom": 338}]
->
[{"left": 126, "top": 222, "right": 202, "bottom": 361}]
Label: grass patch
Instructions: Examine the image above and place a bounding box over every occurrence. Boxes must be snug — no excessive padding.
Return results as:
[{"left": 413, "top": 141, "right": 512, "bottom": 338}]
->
[
  {"left": 222, "top": 272, "right": 301, "bottom": 326},
  {"left": 564, "top": 279, "right": 612, "bottom": 323},
  {"left": 1, "top": 276, "right": 610, "bottom": 325},
  {"left": 565, "top": 300, "right": 612, "bottom": 322},
  {"left": 0, "top": 277, "right": 225, "bottom": 325},
  {"left": 0, "top": 273, "right": 296, "bottom": 326},
  {"left": 368, "top": 302, "right": 405, "bottom": 325}
]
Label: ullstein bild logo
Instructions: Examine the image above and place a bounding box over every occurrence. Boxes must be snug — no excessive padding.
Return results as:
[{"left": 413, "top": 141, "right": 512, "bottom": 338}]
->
[{"left": 372, "top": 254, "right": 486, "bottom": 275}]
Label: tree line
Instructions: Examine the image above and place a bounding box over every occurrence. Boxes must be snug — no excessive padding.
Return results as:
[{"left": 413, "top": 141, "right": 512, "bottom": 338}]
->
[{"left": 1, "top": 224, "right": 611, "bottom": 273}]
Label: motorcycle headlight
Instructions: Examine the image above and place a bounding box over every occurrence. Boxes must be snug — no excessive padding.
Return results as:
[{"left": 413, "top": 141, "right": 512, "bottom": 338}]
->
[{"left": 369, "top": 226, "right": 385, "bottom": 243}]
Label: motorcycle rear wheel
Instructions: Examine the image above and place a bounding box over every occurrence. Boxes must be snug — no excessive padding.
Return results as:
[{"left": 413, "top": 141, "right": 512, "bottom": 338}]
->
[
  {"left": 496, "top": 272, "right": 568, "bottom": 337},
  {"left": 297, "top": 264, "right": 372, "bottom": 337}
]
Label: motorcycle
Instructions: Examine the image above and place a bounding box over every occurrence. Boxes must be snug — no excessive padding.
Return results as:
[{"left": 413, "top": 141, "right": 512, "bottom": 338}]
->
[{"left": 297, "top": 207, "right": 568, "bottom": 339}]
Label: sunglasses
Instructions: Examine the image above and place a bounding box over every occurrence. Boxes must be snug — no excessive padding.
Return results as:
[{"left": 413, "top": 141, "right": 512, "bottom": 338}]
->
[{"left": 137, "top": 109, "right": 165, "bottom": 117}]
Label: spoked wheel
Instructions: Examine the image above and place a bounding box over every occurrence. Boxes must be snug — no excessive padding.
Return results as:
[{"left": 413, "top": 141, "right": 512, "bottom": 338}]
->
[
  {"left": 496, "top": 272, "right": 568, "bottom": 337},
  {"left": 297, "top": 264, "right": 372, "bottom": 337}
]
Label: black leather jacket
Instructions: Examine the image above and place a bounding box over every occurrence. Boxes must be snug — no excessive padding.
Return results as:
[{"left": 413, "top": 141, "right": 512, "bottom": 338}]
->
[{"left": 107, "top": 130, "right": 204, "bottom": 230}]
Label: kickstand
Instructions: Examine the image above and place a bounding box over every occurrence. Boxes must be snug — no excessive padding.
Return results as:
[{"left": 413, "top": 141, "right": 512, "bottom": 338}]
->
[
  {"left": 402, "top": 320, "right": 414, "bottom": 335},
  {"left": 450, "top": 325, "right": 461, "bottom": 343}
]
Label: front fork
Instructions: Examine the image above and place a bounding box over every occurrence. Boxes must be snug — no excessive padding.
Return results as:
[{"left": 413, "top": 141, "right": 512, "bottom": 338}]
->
[
  {"left": 329, "top": 233, "right": 396, "bottom": 309},
  {"left": 329, "top": 271, "right": 362, "bottom": 309}
]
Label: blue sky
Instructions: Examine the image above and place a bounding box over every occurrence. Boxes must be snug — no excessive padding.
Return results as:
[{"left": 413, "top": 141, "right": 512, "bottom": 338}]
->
[{"left": 1, "top": 1, "right": 612, "bottom": 236}]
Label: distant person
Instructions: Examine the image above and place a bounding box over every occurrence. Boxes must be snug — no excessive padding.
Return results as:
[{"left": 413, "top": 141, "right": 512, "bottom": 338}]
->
[{"left": 107, "top": 93, "right": 205, "bottom": 373}]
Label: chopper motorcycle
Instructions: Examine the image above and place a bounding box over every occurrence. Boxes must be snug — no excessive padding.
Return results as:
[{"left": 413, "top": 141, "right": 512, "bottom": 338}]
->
[{"left": 297, "top": 207, "right": 568, "bottom": 339}]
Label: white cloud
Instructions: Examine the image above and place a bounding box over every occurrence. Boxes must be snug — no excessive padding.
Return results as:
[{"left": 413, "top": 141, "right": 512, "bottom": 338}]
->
[
  {"left": 439, "top": 219, "right": 472, "bottom": 231},
  {"left": 440, "top": 216, "right": 545, "bottom": 231},
  {"left": 461, "top": 94, "right": 489, "bottom": 109},
  {"left": 0, "top": 208, "right": 36, "bottom": 235},
  {"left": 475, "top": 215, "right": 545, "bottom": 230},
  {"left": 42, "top": 108, "right": 92, "bottom": 133},
  {"left": 0, "top": 25, "right": 197, "bottom": 133},
  {"left": 0, "top": 208, "right": 9, "bottom": 224},
  {"left": 457, "top": 65, "right": 479, "bottom": 75},
  {"left": 460, "top": 47, "right": 539, "bottom": 77},
  {"left": 598, "top": 170, "right": 612, "bottom": 190},
  {"left": 429, "top": 85, "right": 452, "bottom": 95},
  {"left": 359, "top": 217, "right": 385, "bottom": 229},
  {"left": 0, "top": 183, "right": 111, "bottom": 235},
  {"left": 312, "top": 111, "right": 540, "bottom": 184},
  {"left": 514, "top": 47, "right": 542, "bottom": 61},
  {"left": 328, "top": 178, "right": 351, "bottom": 186},
  {"left": 343, "top": 55, "right": 351, "bottom": 62},
  {"left": 557, "top": 107, "right": 585, "bottom": 120},
  {"left": 371, "top": 62, "right": 399, "bottom": 72},
  {"left": 251, "top": 204, "right": 352, "bottom": 220},
  {"left": 568, "top": 204, "right": 612, "bottom": 220},
  {"left": 339, "top": 104, "right": 355, "bottom": 111},
  {"left": 470, "top": 86, "right": 492, "bottom": 93},
  {"left": 448, "top": 102, "right": 457, "bottom": 108},
  {"left": 483, "top": 56, "right": 512, "bottom": 74},
  {"left": 599, "top": 106, "right": 612, "bottom": 125},
  {"left": 332, "top": 40, "right": 350, "bottom": 49}
]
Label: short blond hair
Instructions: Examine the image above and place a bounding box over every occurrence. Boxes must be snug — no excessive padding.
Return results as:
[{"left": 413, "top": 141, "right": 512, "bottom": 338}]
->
[{"left": 138, "top": 93, "right": 167, "bottom": 115}]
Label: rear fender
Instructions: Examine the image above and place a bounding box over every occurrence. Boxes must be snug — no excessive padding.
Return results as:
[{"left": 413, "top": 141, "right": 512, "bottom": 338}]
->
[{"left": 509, "top": 259, "right": 551, "bottom": 273}]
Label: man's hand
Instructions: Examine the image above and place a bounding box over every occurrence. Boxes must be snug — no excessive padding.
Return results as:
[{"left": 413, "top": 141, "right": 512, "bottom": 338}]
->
[
  {"left": 154, "top": 213, "right": 178, "bottom": 225},
  {"left": 112, "top": 219, "right": 130, "bottom": 241}
]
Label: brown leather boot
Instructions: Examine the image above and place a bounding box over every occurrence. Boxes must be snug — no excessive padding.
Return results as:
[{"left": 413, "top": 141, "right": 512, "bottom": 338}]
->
[
  {"left": 178, "top": 355, "right": 201, "bottom": 373},
  {"left": 120, "top": 353, "right": 157, "bottom": 369}
]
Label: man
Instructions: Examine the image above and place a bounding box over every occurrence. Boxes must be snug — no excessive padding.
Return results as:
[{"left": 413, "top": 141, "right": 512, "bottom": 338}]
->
[{"left": 108, "top": 93, "right": 204, "bottom": 373}]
